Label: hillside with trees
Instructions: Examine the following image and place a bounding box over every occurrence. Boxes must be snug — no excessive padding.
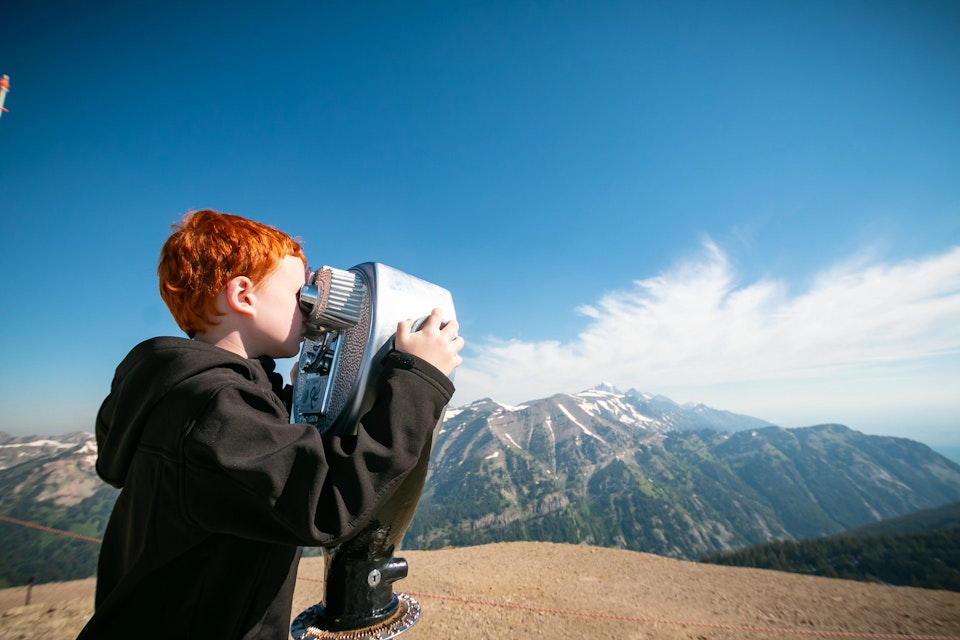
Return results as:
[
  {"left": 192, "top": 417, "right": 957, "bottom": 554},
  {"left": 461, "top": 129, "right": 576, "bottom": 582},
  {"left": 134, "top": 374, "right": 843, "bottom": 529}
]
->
[{"left": 700, "top": 502, "right": 960, "bottom": 591}]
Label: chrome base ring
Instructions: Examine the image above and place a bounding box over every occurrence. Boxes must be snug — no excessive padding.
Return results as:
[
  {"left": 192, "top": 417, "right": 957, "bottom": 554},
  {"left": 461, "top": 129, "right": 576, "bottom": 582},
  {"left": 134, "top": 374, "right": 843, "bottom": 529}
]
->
[{"left": 291, "top": 593, "right": 421, "bottom": 640}]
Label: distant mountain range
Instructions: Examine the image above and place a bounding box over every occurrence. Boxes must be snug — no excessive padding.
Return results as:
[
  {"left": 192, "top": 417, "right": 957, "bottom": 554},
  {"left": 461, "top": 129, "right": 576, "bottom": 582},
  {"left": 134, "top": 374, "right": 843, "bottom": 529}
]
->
[
  {"left": 405, "top": 385, "right": 960, "bottom": 559},
  {"left": 0, "top": 431, "right": 114, "bottom": 588},
  {"left": 935, "top": 445, "right": 960, "bottom": 465},
  {"left": 2, "top": 385, "right": 960, "bottom": 588}
]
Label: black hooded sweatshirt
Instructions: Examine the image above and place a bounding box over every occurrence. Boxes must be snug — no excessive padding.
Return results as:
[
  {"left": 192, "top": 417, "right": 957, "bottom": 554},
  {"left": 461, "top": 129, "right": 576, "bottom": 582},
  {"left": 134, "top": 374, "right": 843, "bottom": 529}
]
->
[{"left": 77, "top": 336, "right": 454, "bottom": 640}]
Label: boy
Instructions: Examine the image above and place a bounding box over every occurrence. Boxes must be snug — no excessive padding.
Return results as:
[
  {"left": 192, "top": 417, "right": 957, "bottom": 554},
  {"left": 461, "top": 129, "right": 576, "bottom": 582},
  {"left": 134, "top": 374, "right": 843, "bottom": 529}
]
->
[{"left": 78, "top": 209, "right": 463, "bottom": 639}]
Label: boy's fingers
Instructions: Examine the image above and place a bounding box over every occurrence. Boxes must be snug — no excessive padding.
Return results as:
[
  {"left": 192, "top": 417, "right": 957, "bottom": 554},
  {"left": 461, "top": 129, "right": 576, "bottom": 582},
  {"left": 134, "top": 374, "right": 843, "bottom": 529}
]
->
[
  {"left": 421, "top": 308, "right": 443, "bottom": 330},
  {"left": 396, "top": 318, "right": 414, "bottom": 337},
  {"left": 440, "top": 317, "right": 459, "bottom": 333}
]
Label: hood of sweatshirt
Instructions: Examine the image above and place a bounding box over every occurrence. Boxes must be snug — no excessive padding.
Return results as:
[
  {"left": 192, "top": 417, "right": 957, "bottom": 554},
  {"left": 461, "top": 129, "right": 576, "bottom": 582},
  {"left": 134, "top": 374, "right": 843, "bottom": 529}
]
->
[{"left": 95, "top": 336, "right": 272, "bottom": 488}]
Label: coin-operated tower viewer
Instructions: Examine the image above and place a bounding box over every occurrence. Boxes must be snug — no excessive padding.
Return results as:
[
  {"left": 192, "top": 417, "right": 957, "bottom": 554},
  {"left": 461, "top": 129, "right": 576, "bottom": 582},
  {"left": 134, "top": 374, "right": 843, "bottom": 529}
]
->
[{"left": 290, "top": 262, "right": 457, "bottom": 640}]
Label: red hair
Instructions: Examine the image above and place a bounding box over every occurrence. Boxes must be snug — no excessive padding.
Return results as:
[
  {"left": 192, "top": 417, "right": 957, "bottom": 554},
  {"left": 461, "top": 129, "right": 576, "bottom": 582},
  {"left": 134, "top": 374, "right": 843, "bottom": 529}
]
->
[{"left": 158, "top": 209, "right": 306, "bottom": 338}]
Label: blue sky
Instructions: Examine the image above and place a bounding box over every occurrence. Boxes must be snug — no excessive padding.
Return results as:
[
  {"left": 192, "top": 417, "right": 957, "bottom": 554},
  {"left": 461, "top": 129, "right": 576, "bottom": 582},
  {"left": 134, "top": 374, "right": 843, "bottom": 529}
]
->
[{"left": 1, "top": 1, "right": 958, "bottom": 447}]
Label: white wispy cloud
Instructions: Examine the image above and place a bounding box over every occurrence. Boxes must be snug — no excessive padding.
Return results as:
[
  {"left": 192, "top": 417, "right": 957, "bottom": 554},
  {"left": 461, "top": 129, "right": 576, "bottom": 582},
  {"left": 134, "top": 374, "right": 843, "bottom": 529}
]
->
[{"left": 455, "top": 242, "right": 960, "bottom": 432}]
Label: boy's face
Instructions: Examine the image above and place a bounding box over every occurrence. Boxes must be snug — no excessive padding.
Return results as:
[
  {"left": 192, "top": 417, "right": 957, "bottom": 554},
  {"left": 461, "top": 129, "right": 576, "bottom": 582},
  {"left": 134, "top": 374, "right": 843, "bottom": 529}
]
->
[{"left": 250, "top": 254, "right": 308, "bottom": 359}]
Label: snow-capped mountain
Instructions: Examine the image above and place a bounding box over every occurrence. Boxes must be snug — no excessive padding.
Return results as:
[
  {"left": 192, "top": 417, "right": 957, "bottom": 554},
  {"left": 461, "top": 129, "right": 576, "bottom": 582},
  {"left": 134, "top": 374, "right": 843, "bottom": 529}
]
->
[
  {"left": 435, "top": 385, "right": 773, "bottom": 471},
  {"left": 0, "top": 432, "right": 114, "bottom": 587},
  {"left": 0, "top": 431, "right": 95, "bottom": 472},
  {"left": 407, "top": 386, "right": 960, "bottom": 559}
]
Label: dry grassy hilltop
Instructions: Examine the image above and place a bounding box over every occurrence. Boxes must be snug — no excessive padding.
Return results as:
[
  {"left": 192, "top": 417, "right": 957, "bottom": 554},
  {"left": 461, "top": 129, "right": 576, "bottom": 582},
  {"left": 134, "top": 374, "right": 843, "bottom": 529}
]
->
[{"left": 2, "top": 542, "right": 959, "bottom": 639}]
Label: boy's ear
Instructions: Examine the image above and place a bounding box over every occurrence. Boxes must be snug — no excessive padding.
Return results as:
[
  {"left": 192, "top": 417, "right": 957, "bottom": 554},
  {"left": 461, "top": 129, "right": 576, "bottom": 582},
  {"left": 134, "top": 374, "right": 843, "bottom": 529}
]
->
[{"left": 224, "top": 276, "right": 257, "bottom": 317}]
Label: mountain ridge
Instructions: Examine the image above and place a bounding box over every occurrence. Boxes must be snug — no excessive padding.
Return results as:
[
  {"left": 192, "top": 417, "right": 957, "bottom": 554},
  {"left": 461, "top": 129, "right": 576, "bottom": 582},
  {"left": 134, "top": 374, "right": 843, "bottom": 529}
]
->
[
  {"left": 701, "top": 501, "right": 960, "bottom": 591},
  {"left": 407, "top": 386, "right": 960, "bottom": 558},
  {"left": 2, "top": 385, "right": 959, "bottom": 588}
]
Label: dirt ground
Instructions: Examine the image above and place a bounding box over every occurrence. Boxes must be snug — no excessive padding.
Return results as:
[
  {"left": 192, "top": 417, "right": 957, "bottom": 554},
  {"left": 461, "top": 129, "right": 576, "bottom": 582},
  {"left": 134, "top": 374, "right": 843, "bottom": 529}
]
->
[{"left": 2, "top": 541, "right": 959, "bottom": 639}]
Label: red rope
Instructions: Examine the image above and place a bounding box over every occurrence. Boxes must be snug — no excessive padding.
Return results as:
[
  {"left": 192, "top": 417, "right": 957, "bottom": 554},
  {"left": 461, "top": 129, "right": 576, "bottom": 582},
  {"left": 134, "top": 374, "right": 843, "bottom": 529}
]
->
[
  {"left": 404, "top": 591, "right": 960, "bottom": 640},
  {"left": 2, "top": 515, "right": 958, "bottom": 640},
  {"left": 0, "top": 514, "right": 103, "bottom": 544}
]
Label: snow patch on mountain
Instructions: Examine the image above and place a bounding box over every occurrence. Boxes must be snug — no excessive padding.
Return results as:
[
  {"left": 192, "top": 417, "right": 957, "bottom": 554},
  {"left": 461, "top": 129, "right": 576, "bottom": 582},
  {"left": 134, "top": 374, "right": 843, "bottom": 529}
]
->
[
  {"left": 504, "top": 433, "right": 522, "bottom": 449},
  {"left": 543, "top": 416, "right": 556, "bottom": 443},
  {"left": 571, "top": 388, "right": 663, "bottom": 432},
  {"left": 558, "top": 404, "right": 606, "bottom": 443},
  {"left": 0, "top": 434, "right": 96, "bottom": 471},
  {"left": 2, "top": 440, "right": 74, "bottom": 449}
]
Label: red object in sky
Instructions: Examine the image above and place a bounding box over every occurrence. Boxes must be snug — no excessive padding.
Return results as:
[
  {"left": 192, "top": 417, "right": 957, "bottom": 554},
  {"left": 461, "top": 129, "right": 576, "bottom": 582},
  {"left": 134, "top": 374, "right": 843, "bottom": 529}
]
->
[{"left": 0, "top": 74, "right": 10, "bottom": 116}]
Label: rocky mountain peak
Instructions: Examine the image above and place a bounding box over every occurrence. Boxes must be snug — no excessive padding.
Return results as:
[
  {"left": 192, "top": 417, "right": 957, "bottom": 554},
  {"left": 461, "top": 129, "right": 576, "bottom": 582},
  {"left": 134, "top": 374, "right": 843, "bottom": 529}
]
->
[{"left": 411, "top": 390, "right": 960, "bottom": 559}]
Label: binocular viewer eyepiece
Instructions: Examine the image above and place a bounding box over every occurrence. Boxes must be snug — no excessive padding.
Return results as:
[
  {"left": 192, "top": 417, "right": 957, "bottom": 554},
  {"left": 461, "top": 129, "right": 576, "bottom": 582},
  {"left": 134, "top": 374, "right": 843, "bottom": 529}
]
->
[
  {"left": 291, "top": 263, "right": 455, "bottom": 437},
  {"left": 298, "top": 266, "right": 369, "bottom": 338}
]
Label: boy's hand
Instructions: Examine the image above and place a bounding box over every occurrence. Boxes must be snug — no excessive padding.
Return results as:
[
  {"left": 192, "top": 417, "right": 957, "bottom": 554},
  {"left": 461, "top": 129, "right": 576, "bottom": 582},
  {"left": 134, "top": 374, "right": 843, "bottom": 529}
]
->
[{"left": 395, "top": 308, "right": 464, "bottom": 377}]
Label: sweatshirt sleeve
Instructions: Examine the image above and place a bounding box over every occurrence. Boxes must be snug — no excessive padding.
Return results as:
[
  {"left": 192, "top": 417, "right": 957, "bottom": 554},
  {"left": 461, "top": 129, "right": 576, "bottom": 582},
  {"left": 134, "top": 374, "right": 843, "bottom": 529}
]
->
[{"left": 180, "top": 351, "right": 454, "bottom": 547}]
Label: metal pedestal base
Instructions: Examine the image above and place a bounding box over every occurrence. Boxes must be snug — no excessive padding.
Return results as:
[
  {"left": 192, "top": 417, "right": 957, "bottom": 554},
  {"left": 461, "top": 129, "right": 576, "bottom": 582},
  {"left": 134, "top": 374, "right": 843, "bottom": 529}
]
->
[{"left": 290, "top": 592, "right": 420, "bottom": 640}]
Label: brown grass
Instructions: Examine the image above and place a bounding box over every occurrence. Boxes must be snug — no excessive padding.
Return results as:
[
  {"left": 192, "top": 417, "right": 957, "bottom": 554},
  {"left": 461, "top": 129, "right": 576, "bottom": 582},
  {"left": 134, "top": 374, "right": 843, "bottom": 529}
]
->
[{"left": 2, "top": 542, "right": 959, "bottom": 639}]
